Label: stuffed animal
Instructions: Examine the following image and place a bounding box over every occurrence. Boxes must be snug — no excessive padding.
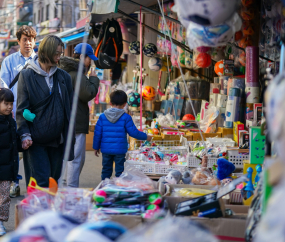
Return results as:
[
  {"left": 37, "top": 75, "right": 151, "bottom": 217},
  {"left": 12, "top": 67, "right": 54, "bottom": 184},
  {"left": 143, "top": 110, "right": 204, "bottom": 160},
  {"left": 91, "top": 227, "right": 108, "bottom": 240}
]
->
[
  {"left": 216, "top": 158, "right": 235, "bottom": 184},
  {"left": 159, "top": 169, "right": 193, "bottom": 185}
]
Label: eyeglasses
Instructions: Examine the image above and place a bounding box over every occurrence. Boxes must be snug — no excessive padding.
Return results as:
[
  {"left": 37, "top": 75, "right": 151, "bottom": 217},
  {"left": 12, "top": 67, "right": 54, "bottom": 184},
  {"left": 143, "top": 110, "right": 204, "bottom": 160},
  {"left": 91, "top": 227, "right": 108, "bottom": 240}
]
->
[{"left": 55, "top": 51, "right": 64, "bottom": 57}]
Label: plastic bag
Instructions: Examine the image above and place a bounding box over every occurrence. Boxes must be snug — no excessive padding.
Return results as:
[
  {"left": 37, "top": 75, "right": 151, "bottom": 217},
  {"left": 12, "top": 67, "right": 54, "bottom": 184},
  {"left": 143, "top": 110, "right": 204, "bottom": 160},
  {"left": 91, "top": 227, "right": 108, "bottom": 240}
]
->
[
  {"left": 117, "top": 217, "right": 218, "bottom": 242},
  {"left": 191, "top": 167, "right": 220, "bottom": 186},
  {"left": 199, "top": 106, "right": 220, "bottom": 133},
  {"left": 114, "top": 166, "right": 155, "bottom": 191},
  {"left": 171, "top": 187, "right": 215, "bottom": 198}
]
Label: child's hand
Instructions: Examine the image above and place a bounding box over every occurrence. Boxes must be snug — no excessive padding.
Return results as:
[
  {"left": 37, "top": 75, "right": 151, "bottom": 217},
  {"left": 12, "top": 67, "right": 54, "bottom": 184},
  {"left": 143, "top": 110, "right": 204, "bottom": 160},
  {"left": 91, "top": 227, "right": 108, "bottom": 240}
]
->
[
  {"left": 22, "top": 139, "right": 33, "bottom": 150},
  {"left": 147, "top": 135, "right": 152, "bottom": 142},
  {"left": 94, "top": 150, "right": 101, "bottom": 157}
]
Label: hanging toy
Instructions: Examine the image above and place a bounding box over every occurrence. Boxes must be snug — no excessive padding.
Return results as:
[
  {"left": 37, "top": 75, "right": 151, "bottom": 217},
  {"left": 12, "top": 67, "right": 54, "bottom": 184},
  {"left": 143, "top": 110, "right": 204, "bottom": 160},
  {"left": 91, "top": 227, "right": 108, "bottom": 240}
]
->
[
  {"left": 142, "top": 86, "right": 156, "bottom": 100},
  {"left": 195, "top": 53, "right": 211, "bottom": 68},
  {"left": 127, "top": 92, "right": 140, "bottom": 107},
  {"left": 148, "top": 57, "right": 162, "bottom": 71},
  {"left": 214, "top": 60, "right": 224, "bottom": 76},
  {"left": 129, "top": 41, "right": 140, "bottom": 55},
  {"left": 143, "top": 43, "right": 157, "bottom": 57}
]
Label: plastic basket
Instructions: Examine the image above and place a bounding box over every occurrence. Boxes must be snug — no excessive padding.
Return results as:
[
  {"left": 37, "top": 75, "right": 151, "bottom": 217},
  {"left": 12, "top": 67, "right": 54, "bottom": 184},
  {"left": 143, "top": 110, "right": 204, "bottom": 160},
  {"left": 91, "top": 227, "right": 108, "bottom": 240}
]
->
[
  {"left": 125, "top": 161, "right": 155, "bottom": 174},
  {"left": 155, "top": 164, "right": 187, "bottom": 174},
  {"left": 206, "top": 138, "right": 235, "bottom": 147},
  {"left": 227, "top": 149, "right": 249, "bottom": 168}
]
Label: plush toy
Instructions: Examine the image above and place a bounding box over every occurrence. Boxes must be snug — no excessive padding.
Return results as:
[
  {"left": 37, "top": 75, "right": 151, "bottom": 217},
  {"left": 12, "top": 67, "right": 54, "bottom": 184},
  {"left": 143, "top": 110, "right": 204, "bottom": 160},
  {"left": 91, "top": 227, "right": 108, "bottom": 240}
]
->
[
  {"left": 216, "top": 158, "right": 235, "bottom": 181},
  {"left": 159, "top": 169, "right": 192, "bottom": 185}
]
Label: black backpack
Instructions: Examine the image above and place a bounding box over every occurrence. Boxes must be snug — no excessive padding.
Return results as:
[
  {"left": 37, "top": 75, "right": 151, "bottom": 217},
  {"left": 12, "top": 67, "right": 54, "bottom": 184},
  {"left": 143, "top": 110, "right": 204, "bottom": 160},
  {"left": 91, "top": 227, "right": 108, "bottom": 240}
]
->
[{"left": 94, "top": 18, "right": 123, "bottom": 69}]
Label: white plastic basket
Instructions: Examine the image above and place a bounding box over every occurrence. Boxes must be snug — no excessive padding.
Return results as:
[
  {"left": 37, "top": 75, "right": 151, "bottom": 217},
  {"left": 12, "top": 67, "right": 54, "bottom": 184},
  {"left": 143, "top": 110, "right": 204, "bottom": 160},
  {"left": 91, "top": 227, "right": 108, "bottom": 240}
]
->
[
  {"left": 155, "top": 164, "right": 187, "bottom": 174},
  {"left": 227, "top": 149, "right": 249, "bottom": 168},
  {"left": 206, "top": 138, "right": 235, "bottom": 147},
  {"left": 125, "top": 161, "right": 155, "bottom": 174}
]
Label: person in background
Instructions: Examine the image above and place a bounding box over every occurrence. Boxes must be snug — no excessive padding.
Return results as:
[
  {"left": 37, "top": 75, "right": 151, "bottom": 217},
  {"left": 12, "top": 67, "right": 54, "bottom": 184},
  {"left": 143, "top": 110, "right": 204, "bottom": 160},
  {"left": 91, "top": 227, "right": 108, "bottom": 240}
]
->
[
  {"left": 16, "top": 35, "right": 74, "bottom": 187},
  {"left": 93, "top": 90, "right": 152, "bottom": 180},
  {"left": 0, "top": 25, "right": 37, "bottom": 198},
  {"left": 59, "top": 43, "right": 99, "bottom": 187},
  {"left": 0, "top": 89, "right": 25, "bottom": 236}
]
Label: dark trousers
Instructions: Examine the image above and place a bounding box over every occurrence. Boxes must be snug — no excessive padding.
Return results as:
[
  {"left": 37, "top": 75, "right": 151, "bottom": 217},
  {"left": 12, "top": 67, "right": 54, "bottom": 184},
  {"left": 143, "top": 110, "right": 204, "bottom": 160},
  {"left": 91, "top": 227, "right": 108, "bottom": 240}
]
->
[
  {"left": 102, "top": 154, "right": 126, "bottom": 180},
  {"left": 23, "top": 144, "right": 64, "bottom": 187}
]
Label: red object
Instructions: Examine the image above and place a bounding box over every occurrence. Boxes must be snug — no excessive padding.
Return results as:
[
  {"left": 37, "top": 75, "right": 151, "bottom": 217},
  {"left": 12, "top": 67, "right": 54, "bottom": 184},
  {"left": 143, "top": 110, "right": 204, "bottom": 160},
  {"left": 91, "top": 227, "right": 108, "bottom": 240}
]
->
[
  {"left": 182, "top": 114, "right": 195, "bottom": 121},
  {"left": 195, "top": 53, "right": 211, "bottom": 68},
  {"left": 239, "top": 52, "right": 246, "bottom": 66},
  {"left": 196, "top": 46, "right": 211, "bottom": 53},
  {"left": 235, "top": 31, "right": 243, "bottom": 41},
  {"left": 170, "top": 155, "right": 179, "bottom": 162},
  {"left": 241, "top": 7, "right": 255, "bottom": 20},
  {"left": 241, "top": 0, "right": 253, "bottom": 7},
  {"left": 242, "top": 22, "right": 254, "bottom": 36},
  {"left": 213, "top": 88, "right": 220, "bottom": 94},
  {"left": 152, "top": 128, "right": 159, "bottom": 135},
  {"left": 238, "top": 37, "right": 252, "bottom": 48}
]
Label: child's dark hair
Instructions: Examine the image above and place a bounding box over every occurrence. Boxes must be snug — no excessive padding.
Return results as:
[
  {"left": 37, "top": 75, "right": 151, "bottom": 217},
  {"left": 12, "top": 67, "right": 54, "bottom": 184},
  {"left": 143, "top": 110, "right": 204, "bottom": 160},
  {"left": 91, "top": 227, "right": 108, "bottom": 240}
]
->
[
  {"left": 0, "top": 88, "right": 14, "bottom": 102},
  {"left": 110, "top": 90, "right": 127, "bottom": 106}
]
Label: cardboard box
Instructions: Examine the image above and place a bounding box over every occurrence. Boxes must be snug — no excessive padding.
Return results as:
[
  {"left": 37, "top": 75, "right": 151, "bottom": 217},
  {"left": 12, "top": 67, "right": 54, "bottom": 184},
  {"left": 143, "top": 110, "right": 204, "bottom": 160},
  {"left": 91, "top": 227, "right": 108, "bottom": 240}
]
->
[
  {"left": 245, "top": 119, "right": 256, "bottom": 131},
  {"left": 217, "top": 127, "right": 234, "bottom": 139},
  {"left": 210, "top": 93, "right": 218, "bottom": 106},
  {"left": 239, "top": 130, "right": 249, "bottom": 147},
  {"left": 86, "top": 131, "right": 94, "bottom": 151},
  {"left": 253, "top": 103, "right": 262, "bottom": 123},
  {"left": 190, "top": 132, "right": 222, "bottom": 141},
  {"left": 233, "top": 122, "right": 244, "bottom": 145},
  {"left": 225, "top": 204, "right": 249, "bottom": 214}
]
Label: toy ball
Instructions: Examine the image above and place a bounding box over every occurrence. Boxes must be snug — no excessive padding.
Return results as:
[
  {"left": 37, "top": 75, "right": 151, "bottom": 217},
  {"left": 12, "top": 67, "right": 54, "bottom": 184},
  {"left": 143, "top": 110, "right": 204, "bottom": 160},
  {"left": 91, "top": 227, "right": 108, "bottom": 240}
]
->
[
  {"left": 17, "top": 211, "right": 80, "bottom": 242},
  {"left": 242, "top": 22, "right": 254, "bottom": 36},
  {"left": 93, "top": 190, "right": 107, "bottom": 203},
  {"left": 66, "top": 221, "right": 127, "bottom": 242},
  {"left": 129, "top": 41, "right": 140, "bottom": 55},
  {"left": 196, "top": 46, "right": 211, "bottom": 53},
  {"left": 147, "top": 204, "right": 160, "bottom": 212},
  {"left": 152, "top": 128, "right": 159, "bottom": 135},
  {"left": 241, "top": 0, "right": 253, "bottom": 7},
  {"left": 241, "top": 7, "right": 255, "bottom": 21},
  {"left": 142, "top": 43, "right": 157, "bottom": 57},
  {"left": 148, "top": 57, "right": 162, "bottom": 71},
  {"left": 176, "top": 120, "right": 186, "bottom": 128},
  {"left": 148, "top": 129, "right": 154, "bottom": 135},
  {"left": 238, "top": 37, "right": 252, "bottom": 48},
  {"left": 182, "top": 114, "right": 195, "bottom": 121},
  {"left": 238, "top": 52, "right": 246, "bottom": 66},
  {"left": 149, "top": 193, "right": 162, "bottom": 205},
  {"left": 176, "top": 0, "right": 239, "bottom": 26},
  {"left": 127, "top": 92, "right": 140, "bottom": 107},
  {"left": 214, "top": 60, "right": 224, "bottom": 76},
  {"left": 195, "top": 53, "right": 211, "bottom": 68},
  {"left": 142, "top": 86, "right": 156, "bottom": 100},
  {"left": 235, "top": 30, "right": 243, "bottom": 41}
]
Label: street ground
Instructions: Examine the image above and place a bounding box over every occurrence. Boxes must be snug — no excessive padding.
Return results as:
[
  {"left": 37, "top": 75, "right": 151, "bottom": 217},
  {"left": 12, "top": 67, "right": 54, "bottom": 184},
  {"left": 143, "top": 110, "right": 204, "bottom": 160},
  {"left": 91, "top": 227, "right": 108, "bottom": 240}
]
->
[{"left": 5, "top": 151, "right": 102, "bottom": 232}]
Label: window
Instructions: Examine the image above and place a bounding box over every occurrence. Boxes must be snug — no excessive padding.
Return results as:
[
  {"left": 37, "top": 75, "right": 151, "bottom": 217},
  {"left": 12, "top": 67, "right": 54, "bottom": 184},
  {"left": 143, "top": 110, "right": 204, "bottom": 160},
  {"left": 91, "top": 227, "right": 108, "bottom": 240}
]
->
[
  {"left": 41, "top": 7, "right": 44, "bottom": 22},
  {"left": 46, "top": 4, "right": 49, "bottom": 21},
  {"left": 38, "top": 10, "right": 40, "bottom": 23}
]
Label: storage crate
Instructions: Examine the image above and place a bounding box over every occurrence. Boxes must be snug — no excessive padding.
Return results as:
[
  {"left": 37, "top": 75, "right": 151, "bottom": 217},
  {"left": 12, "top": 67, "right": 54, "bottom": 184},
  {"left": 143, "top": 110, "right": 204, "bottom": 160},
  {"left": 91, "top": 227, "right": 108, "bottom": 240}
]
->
[
  {"left": 155, "top": 164, "right": 187, "bottom": 174},
  {"left": 228, "top": 149, "right": 249, "bottom": 168},
  {"left": 125, "top": 161, "right": 155, "bottom": 174},
  {"left": 206, "top": 137, "right": 235, "bottom": 147}
]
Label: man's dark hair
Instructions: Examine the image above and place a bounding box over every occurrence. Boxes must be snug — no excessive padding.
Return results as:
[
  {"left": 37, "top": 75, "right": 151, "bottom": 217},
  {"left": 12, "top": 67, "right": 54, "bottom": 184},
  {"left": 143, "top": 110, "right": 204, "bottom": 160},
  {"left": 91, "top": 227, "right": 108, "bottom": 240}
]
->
[
  {"left": 110, "top": 90, "right": 127, "bottom": 106},
  {"left": 38, "top": 35, "right": 64, "bottom": 65},
  {"left": 0, "top": 88, "right": 14, "bottom": 102},
  {"left": 73, "top": 53, "right": 87, "bottom": 59},
  {"left": 16, "top": 25, "right": 37, "bottom": 41}
]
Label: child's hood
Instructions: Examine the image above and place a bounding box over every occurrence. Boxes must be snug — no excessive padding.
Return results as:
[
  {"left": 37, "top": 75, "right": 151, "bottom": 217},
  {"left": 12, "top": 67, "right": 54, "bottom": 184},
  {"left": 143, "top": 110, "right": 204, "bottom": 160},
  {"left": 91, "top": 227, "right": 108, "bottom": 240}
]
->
[{"left": 104, "top": 108, "right": 125, "bottom": 123}]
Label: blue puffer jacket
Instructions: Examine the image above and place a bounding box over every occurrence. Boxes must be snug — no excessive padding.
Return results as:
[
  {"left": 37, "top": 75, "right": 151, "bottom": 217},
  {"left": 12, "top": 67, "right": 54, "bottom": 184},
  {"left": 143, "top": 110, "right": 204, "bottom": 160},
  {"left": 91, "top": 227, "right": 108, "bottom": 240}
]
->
[{"left": 93, "top": 108, "right": 147, "bottom": 155}]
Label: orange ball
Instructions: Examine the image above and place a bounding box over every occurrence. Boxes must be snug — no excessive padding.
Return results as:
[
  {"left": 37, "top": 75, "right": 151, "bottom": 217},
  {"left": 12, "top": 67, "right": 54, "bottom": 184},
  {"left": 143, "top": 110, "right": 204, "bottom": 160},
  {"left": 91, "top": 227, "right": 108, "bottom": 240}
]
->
[
  {"left": 142, "top": 86, "right": 156, "bottom": 100},
  {"left": 152, "top": 128, "right": 159, "bottom": 135},
  {"left": 214, "top": 60, "right": 224, "bottom": 76},
  {"left": 182, "top": 114, "right": 195, "bottom": 121},
  {"left": 195, "top": 53, "right": 211, "bottom": 68},
  {"left": 238, "top": 37, "right": 252, "bottom": 48}
]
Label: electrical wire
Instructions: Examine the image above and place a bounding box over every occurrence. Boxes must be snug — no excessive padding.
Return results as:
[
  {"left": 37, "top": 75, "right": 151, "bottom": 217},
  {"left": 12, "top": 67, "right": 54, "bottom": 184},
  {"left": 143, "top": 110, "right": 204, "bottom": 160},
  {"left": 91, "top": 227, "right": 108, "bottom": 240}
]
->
[{"left": 156, "top": 0, "right": 206, "bottom": 145}]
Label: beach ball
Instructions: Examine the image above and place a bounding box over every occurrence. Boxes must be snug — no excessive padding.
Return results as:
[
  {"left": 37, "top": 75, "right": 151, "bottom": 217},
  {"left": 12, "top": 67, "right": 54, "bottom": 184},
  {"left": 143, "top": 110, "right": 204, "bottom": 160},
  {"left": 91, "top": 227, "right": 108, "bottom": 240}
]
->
[
  {"left": 195, "top": 53, "right": 211, "bottom": 68},
  {"left": 142, "top": 86, "right": 156, "bottom": 100},
  {"left": 148, "top": 57, "right": 162, "bottom": 71},
  {"left": 143, "top": 43, "right": 157, "bottom": 57},
  {"left": 214, "top": 60, "right": 224, "bottom": 76},
  {"left": 129, "top": 41, "right": 140, "bottom": 55},
  {"left": 127, "top": 92, "right": 140, "bottom": 107}
]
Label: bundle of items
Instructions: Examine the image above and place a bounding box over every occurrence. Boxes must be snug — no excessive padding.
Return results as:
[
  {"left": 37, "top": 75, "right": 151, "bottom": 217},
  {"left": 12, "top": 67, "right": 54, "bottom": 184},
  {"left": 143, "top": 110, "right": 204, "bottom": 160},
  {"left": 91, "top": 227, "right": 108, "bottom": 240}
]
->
[{"left": 189, "top": 141, "right": 228, "bottom": 158}]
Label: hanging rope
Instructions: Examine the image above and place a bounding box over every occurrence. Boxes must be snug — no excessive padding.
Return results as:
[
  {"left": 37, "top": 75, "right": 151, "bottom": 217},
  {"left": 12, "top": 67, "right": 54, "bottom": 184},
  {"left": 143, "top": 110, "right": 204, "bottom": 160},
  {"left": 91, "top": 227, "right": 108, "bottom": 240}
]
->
[{"left": 140, "top": 6, "right": 143, "bottom": 131}]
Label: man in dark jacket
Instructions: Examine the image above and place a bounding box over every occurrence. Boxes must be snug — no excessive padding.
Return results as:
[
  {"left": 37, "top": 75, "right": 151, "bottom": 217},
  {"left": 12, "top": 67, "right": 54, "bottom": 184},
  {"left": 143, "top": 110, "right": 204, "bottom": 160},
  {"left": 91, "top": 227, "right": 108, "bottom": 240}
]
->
[{"left": 60, "top": 43, "right": 99, "bottom": 187}]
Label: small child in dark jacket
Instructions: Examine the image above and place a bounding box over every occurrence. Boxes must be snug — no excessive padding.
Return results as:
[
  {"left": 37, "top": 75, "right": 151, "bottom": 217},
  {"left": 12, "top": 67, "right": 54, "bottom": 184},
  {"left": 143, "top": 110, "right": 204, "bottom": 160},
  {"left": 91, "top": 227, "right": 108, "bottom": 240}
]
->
[
  {"left": 93, "top": 90, "right": 151, "bottom": 180},
  {"left": 0, "top": 88, "right": 24, "bottom": 236}
]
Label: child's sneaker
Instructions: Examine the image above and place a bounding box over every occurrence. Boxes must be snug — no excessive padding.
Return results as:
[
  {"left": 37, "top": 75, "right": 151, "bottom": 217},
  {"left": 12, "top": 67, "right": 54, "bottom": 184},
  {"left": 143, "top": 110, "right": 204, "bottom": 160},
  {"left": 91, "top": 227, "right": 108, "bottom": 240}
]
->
[
  {"left": 10, "top": 182, "right": 20, "bottom": 198},
  {"left": 0, "top": 221, "right": 6, "bottom": 236}
]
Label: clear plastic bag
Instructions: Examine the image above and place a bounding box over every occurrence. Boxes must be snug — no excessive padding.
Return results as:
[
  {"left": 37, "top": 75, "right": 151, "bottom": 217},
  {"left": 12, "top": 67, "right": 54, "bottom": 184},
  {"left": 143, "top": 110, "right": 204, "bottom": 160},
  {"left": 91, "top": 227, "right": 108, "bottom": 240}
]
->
[{"left": 199, "top": 106, "right": 220, "bottom": 133}]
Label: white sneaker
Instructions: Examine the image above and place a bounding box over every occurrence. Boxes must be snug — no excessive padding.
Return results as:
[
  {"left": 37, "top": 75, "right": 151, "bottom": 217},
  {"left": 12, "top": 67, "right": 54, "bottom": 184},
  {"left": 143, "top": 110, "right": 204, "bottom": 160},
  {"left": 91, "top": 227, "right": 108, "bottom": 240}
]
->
[
  {"left": 0, "top": 221, "right": 6, "bottom": 236},
  {"left": 10, "top": 182, "right": 20, "bottom": 198}
]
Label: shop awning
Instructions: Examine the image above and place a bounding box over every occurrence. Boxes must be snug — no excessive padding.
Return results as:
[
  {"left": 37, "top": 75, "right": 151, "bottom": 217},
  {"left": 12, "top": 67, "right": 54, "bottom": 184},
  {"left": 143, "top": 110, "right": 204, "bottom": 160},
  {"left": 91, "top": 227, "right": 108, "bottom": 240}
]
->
[{"left": 61, "top": 32, "right": 89, "bottom": 43}]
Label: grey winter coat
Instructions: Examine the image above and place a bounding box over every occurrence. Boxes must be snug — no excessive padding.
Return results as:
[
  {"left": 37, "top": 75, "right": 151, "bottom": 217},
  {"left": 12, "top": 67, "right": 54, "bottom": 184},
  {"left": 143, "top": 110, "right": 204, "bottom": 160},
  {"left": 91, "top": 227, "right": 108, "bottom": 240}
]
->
[{"left": 59, "top": 57, "right": 99, "bottom": 134}]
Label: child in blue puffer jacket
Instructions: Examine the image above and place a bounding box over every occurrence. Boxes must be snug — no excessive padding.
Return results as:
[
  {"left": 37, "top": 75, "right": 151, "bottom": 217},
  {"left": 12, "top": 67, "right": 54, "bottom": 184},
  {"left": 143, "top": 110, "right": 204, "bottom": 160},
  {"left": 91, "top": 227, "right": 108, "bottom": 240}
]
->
[{"left": 93, "top": 90, "right": 151, "bottom": 180}]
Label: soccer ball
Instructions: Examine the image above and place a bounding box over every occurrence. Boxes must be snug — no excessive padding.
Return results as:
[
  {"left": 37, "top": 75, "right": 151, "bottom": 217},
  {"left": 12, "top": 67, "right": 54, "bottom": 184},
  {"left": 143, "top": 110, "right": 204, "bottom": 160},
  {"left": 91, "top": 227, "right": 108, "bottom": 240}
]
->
[
  {"left": 17, "top": 211, "right": 80, "bottom": 242},
  {"left": 128, "top": 92, "right": 140, "bottom": 107},
  {"left": 142, "top": 86, "right": 156, "bottom": 101},
  {"left": 129, "top": 41, "right": 140, "bottom": 55},
  {"left": 214, "top": 60, "right": 224, "bottom": 76},
  {"left": 142, "top": 43, "right": 157, "bottom": 57},
  {"left": 195, "top": 53, "right": 211, "bottom": 68},
  {"left": 148, "top": 57, "right": 162, "bottom": 71},
  {"left": 176, "top": 0, "right": 239, "bottom": 26}
]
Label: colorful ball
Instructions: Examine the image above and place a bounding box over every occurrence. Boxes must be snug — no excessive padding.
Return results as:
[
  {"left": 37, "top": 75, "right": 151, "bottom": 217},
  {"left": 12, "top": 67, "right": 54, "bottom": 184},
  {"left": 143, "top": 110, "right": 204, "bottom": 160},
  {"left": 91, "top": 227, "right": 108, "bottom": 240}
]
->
[
  {"left": 214, "top": 60, "right": 224, "bottom": 76},
  {"left": 143, "top": 43, "right": 157, "bottom": 57},
  {"left": 142, "top": 86, "right": 156, "bottom": 100},
  {"left": 93, "top": 190, "right": 107, "bottom": 203},
  {"left": 127, "top": 92, "right": 140, "bottom": 107},
  {"left": 152, "top": 128, "right": 159, "bottom": 135},
  {"left": 182, "top": 114, "right": 195, "bottom": 121},
  {"left": 129, "top": 41, "right": 140, "bottom": 55},
  {"left": 149, "top": 193, "right": 162, "bottom": 205},
  {"left": 196, "top": 46, "right": 211, "bottom": 53},
  {"left": 147, "top": 204, "right": 160, "bottom": 212},
  {"left": 195, "top": 53, "right": 211, "bottom": 68},
  {"left": 148, "top": 57, "right": 162, "bottom": 71}
]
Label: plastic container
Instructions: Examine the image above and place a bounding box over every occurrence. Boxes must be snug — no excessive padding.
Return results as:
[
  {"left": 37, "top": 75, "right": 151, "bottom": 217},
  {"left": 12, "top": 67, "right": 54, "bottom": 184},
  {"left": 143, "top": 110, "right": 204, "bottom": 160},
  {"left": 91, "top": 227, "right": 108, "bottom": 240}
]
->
[{"left": 206, "top": 138, "right": 235, "bottom": 147}]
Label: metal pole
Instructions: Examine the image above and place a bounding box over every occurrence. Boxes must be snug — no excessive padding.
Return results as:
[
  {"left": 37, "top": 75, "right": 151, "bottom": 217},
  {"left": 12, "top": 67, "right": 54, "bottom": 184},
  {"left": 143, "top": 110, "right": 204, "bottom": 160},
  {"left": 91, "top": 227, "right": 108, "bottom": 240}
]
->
[{"left": 121, "top": 0, "right": 181, "bottom": 25}]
